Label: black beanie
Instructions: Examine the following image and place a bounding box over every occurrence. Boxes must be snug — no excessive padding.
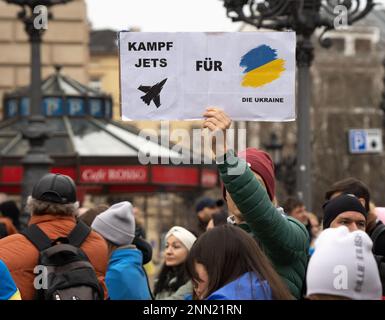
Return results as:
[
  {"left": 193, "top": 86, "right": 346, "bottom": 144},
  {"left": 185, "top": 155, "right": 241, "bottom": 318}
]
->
[{"left": 322, "top": 194, "right": 367, "bottom": 229}]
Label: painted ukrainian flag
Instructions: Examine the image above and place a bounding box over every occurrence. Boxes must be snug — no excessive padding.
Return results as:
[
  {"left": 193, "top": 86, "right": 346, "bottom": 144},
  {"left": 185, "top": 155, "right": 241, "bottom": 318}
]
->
[{"left": 240, "top": 45, "right": 285, "bottom": 88}]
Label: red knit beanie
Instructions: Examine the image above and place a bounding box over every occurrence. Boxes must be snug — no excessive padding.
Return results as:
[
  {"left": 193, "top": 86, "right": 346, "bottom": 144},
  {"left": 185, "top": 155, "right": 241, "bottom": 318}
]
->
[{"left": 222, "top": 148, "right": 276, "bottom": 201}]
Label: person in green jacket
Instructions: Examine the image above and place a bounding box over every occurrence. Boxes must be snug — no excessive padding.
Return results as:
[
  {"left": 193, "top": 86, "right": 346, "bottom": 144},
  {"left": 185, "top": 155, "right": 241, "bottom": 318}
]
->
[{"left": 202, "top": 107, "right": 310, "bottom": 299}]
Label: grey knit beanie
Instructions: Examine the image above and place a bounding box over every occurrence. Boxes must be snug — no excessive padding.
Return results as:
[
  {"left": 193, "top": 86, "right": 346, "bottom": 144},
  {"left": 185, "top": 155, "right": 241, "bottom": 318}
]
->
[{"left": 91, "top": 201, "right": 135, "bottom": 246}]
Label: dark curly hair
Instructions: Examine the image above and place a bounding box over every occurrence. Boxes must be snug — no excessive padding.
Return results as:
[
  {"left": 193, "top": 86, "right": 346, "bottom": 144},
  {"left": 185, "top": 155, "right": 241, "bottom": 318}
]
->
[{"left": 153, "top": 263, "right": 189, "bottom": 296}]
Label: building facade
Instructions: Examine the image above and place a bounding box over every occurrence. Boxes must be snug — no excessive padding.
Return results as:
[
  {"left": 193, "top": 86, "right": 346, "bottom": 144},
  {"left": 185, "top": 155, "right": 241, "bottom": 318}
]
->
[{"left": 0, "top": 0, "right": 89, "bottom": 119}]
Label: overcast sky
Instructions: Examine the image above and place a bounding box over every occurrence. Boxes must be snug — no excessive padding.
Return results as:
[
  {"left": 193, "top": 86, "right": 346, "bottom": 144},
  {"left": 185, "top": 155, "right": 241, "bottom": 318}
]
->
[
  {"left": 85, "top": 0, "right": 242, "bottom": 32},
  {"left": 85, "top": 0, "right": 385, "bottom": 32}
]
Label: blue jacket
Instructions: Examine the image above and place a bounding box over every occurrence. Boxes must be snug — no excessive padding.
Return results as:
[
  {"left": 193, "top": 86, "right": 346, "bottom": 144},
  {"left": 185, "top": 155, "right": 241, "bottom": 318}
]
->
[
  {"left": 206, "top": 272, "right": 272, "bottom": 300},
  {"left": 106, "top": 247, "right": 152, "bottom": 300},
  {"left": 0, "top": 259, "right": 21, "bottom": 300}
]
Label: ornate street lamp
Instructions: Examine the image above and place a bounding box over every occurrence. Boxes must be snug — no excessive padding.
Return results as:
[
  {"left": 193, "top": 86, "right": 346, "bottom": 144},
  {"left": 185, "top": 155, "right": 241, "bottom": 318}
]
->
[
  {"left": 264, "top": 132, "right": 296, "bottom": 196},
  {"left": 221, "top": 0, "right": 375, "bottom": 210},
  {"left": 3, "top": 0, "right": 73, "bottom": 230}
]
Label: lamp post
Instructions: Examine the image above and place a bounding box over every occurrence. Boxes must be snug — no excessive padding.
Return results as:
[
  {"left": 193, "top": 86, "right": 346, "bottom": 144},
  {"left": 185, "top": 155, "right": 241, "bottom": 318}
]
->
[
  {"left": 3, "top": 0, "right": 73, "bottom": 230},
  {"left": 221, "top": 0, "right": 375, "bottom": 210},
  {"left": 380, "top": 58, "right": 385, "bottom": 130},
  {"left": 264, "top": 132, "right": 296, "bottom": 196}
]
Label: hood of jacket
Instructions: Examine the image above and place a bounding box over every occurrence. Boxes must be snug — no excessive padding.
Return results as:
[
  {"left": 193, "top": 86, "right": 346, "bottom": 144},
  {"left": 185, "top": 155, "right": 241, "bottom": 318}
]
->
[{"left": 109, "top": 247, "right": 143, "bottom": 266}]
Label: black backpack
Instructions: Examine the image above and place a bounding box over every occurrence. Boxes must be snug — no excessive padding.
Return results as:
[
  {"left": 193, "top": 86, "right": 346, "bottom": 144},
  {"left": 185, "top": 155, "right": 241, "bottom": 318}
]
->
[
  {"left": 0, "top": 222, "right": 7, "bottom": 238},
  {"left": 371, "top": 222, "right": 385, "bottom": 296},
  {"left": 22, "top": 220, "right": 104, "bottom": 300}
]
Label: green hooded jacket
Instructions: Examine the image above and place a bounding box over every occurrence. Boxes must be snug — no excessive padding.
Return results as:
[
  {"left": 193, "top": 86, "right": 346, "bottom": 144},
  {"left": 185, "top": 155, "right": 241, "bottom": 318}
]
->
[{"left": 217, "top": 150, "right": 309, "bottom": 299}]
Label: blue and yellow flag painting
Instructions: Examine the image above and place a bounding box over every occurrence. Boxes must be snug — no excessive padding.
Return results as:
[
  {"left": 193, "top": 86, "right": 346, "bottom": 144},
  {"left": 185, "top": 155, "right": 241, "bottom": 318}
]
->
[{"left": 240, "top": 45, "right": 285, "bottom": 88}]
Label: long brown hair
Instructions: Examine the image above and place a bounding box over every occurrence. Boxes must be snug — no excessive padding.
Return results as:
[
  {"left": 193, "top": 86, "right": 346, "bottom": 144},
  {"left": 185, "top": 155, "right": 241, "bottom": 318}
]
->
[
  {"left": 153, "top": 263, "right": 190, "bottom": 297},
  {"left": 186, "top": 224, "right": 293, "bottom": 300}
]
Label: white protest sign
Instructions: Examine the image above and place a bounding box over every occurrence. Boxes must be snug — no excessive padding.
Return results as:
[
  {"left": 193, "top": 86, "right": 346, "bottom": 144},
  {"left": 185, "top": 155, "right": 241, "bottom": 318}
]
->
[{"left": 119, "top": 32, "right": 296, "bottom": 121}]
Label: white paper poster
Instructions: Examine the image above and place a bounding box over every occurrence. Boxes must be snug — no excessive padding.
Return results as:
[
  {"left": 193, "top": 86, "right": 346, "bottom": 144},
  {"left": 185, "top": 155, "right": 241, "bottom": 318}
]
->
[{"left": 119, "top": 31, "right": 296, "bottom": 121}]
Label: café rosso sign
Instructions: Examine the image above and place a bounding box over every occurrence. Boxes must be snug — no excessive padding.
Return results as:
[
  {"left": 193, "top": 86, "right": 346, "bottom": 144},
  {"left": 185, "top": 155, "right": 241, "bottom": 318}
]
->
[{"left": 80, "top": 166, "right": 148, "bottom": 184}]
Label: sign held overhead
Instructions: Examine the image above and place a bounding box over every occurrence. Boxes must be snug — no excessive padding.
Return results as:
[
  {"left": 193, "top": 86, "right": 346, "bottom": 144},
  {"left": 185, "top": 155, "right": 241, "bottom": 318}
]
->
[{"left": 119, "top": 32, "right": 296, "bottom": 121}]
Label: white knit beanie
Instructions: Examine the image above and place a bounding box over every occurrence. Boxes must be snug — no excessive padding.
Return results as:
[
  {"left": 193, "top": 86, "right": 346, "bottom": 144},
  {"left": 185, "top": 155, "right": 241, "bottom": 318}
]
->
[
  {"left": 166, "top": 226, "right": 196, "bottom": 251},
  {"left": 306, "top": 226, "right": 382, "bottom": 300},
  {"left": 91, "top": 201, "right": 135, "bottom": 246}
]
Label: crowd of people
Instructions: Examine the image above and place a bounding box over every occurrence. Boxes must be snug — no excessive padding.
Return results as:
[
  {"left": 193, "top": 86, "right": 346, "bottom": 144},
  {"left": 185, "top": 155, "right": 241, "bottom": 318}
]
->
[{"left": 0, "top": 108, "right": 384, "bottom": 300}]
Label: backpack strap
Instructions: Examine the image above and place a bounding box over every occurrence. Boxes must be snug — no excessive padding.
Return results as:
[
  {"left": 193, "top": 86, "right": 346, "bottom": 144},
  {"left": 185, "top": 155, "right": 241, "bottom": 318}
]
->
[
  {"left": 22, "top": 224, "right": 52, "bottom": 251},
  {"left": 67, "top": 220, "right": 91, "bottom": 247},
  {"left": 370, "top": 222, "right": 385, "bottom": 252},
  {"left": 22, "top": 220, "right": 91, "bottom": 250}
]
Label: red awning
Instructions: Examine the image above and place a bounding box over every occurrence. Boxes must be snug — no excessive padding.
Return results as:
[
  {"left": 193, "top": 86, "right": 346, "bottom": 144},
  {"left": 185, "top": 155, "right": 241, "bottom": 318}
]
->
[{"left": 0, "top": 165, "right": 218, "bottom": 195}]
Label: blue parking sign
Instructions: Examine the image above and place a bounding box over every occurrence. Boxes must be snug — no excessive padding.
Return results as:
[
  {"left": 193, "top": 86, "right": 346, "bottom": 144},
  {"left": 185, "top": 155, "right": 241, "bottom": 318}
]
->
[
  {"left": 349, "top": 130, "right": 367, "bottom": 153},
  {"left": 43, "top": 97, "right": 63, "bottom": 116},
  {"left": 89, "top": 99, "right": 103, "bottom": 117},
  {"left": 68, "top": 98, "right": 85, "bottom": 116}
]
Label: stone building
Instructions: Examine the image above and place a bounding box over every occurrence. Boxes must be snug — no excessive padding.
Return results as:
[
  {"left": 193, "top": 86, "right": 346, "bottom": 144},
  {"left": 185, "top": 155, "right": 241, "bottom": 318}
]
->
[
  {"left": 88, "top": 29, "right": 122, "bottom": 122},
  {"left": 311, "top": 12, "right": 385, "bottom": 213},
  {"left": 0, "top": 0, "right": 89, "bottom": 119}
]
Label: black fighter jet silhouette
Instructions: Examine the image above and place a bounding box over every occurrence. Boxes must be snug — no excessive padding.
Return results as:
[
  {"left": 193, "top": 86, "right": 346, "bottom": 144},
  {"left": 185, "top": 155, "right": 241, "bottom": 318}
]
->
[{"left": 138, "top": 78, "right": 168, "bottom": 108}]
